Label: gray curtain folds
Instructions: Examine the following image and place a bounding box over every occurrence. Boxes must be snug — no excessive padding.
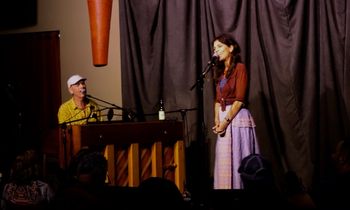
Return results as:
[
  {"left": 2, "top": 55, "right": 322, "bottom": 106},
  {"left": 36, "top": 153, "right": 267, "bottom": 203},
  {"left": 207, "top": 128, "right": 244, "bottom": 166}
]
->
[{"left": 119, "top": 0, "right": 350, "bottom": 189}]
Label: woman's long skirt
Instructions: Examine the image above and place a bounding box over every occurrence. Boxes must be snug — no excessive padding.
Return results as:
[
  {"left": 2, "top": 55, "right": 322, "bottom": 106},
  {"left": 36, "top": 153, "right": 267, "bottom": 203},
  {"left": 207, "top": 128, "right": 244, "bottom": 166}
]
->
[{"left": 213, "top": 107, "right": 259, "bottom": 189}]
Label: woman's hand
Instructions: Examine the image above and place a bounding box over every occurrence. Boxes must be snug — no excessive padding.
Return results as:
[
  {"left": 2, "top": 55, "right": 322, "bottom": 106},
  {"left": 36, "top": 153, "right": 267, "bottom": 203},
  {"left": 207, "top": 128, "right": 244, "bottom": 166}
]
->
[
  {"left": 212, "top": 120, "right": 228, "bottom": 135},
  {"left": 212, "top": 120, "right": 219, "bottom": 132}
]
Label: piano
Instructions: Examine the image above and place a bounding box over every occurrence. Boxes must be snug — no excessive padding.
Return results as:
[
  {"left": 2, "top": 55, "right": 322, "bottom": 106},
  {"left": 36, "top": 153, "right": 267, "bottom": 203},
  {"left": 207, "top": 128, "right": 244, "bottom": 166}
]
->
[{"left": 59, "top": 120, "right": 186, "bottom": 192}]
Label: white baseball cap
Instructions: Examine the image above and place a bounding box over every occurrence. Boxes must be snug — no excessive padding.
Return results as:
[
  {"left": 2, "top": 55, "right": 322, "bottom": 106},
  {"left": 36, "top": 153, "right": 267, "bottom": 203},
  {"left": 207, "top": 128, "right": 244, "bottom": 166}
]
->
[{"left": 67, "top": 74, "right": 86, "bottom": 88}]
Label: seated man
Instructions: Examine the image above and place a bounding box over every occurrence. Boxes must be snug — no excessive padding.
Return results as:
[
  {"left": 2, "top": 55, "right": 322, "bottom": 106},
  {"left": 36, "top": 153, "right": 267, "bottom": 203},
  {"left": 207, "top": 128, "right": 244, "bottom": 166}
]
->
[{"left": 58, "top": 74, "right": 101, "bottom": 125}]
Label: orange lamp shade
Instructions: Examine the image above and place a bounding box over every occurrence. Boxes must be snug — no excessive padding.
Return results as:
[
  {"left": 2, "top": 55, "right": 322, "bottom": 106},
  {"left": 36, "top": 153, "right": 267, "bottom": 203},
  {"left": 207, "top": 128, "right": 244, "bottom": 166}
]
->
[{"left": 87, "top": 0, "right": 113, "bottom": 67}]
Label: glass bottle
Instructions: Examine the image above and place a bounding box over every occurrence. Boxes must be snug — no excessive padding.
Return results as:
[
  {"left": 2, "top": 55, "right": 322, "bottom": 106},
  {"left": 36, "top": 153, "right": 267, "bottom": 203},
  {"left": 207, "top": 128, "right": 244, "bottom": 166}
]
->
[{"left": 158, "top": 99, "right": 165, "bottom": 120}]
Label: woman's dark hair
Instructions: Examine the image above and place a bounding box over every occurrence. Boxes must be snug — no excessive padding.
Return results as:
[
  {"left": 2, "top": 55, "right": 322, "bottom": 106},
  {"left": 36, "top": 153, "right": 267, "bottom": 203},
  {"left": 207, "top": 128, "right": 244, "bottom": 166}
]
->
[{"left": 212, "top": 34, "right": 242, "bottom": 80}]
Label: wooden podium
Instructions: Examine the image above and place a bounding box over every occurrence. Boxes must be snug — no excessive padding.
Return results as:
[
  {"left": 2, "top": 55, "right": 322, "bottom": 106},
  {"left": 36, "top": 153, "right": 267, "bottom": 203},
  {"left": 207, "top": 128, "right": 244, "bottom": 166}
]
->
[{"left": 59, "top": 120, "right": 186, "bottom": 192}]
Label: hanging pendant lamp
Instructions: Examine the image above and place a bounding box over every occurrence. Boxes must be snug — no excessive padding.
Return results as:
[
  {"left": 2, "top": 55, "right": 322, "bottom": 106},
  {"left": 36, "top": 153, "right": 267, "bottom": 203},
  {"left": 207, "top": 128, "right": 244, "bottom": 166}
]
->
[{"left": 87, "top": 0, "right": 113, "bottom": 67}]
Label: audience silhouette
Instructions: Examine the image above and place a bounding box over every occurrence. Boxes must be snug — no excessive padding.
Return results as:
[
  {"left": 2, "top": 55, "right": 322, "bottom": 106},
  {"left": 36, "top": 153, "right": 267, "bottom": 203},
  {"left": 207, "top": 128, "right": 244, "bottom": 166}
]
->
[
  {"left": 1, "top": 149, "right": 55, "bottom": 210},
  {"left": 313, "top": 139, "right": 350, "bottom": 210},
  {"left": 134, "top": 177, "right": 189, "bottom": 210},
  {"left": 283, "top": 170, "right": 316, "bottom": 209},
  {"left": 238, "top": 154, "right": 291, "bottom": 209}
]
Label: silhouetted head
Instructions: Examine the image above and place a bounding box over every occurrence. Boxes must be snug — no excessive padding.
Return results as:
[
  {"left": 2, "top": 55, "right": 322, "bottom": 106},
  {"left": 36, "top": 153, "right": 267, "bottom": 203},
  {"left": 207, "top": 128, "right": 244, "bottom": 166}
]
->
[
  {"left": 238, "top": 154, "right": 274, "bottom": 191},
  {"left": 332, "top": 140, "right": 350, "bottom": 176},
  {"left": 69, "top": 148, "right": 107, "bottom": 187},
  {"left": 137, "top": 177, "right": 186, "bottom": 210}
]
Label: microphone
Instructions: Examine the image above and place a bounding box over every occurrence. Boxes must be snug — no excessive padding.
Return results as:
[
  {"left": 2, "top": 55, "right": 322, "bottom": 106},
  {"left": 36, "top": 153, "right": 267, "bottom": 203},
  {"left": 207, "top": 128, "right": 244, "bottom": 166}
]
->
[
  {"left": 86, "top": 94, "right": 137, "bottom": 121},
  {"left": 127, "top": 109, "right": 136, "bottom": 121},
  {"left": 200, "top": 53, "right": 219, "bottom": 77},
  {"left": 208, "top": 53, "right": 219, "bottom": 66}
]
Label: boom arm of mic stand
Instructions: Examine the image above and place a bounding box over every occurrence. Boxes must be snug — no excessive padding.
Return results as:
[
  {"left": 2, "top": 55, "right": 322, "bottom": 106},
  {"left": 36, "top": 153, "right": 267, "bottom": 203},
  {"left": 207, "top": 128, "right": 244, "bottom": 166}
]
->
[
  {"left": 58, "top": 115, "right": 97, "bottom": 126},
  {"left": 190, "top": 63, "right": 214, "bottom": 91},
  {"left": 86, "top": 94, "right": 124, "bottom": 110},
  {"left": 86, "top": 94, "right": 136, "bottom": 120}
]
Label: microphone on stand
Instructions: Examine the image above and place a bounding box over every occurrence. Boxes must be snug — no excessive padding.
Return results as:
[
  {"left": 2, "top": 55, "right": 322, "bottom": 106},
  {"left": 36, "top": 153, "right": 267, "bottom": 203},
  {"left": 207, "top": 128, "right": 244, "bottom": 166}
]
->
[
  {"left": 127, "top": 109, "right": 136, "bottom": 121},
  {"left": 86, "top": 94, "right": 137, "bottom": 122},
  {"left": 207, "top": 53, "right": 219, "bottom": 66},
  {"left": 191, "top": 53, "right": 219, "bottom": 90},
  {"left": 200, "top": 53, "right": 219, "bottom": 78}
]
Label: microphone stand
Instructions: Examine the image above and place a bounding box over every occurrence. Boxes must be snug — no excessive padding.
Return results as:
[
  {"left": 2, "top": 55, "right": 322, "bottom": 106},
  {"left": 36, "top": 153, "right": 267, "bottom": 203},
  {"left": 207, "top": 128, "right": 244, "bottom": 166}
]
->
[
  {"left": 165, "top": 108, "right": 197, "bottom": 153},
  {"left": 189, "top": 61, "right": 214, "bottom": 204},
  {"left": 86, "top": 94, "right": 136, "bottom": 121},
  {"left": 190, "top": 62, "right": 215, "bottom": 90}
]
